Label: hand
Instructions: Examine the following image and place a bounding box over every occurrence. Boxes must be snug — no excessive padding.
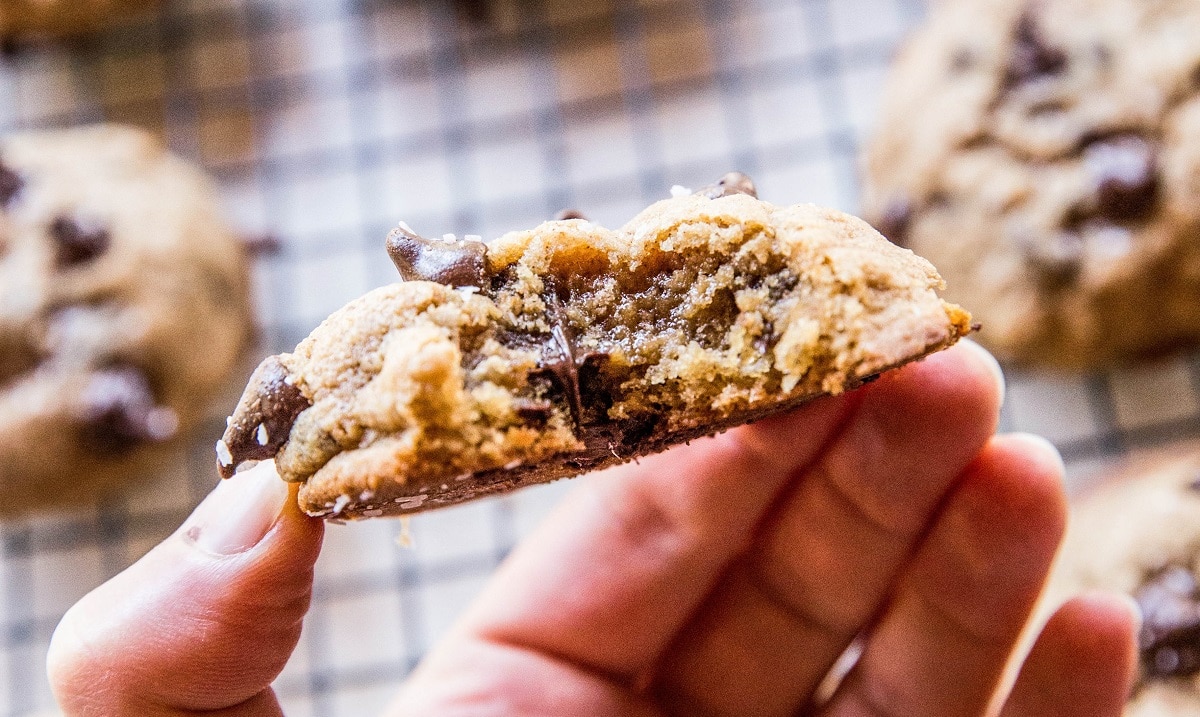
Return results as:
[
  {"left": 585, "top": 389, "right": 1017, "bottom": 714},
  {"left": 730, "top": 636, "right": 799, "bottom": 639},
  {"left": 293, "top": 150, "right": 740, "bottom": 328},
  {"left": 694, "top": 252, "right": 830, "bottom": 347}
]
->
[{"left": 48, "top": 341, "right": 1138, "bottom": 717}]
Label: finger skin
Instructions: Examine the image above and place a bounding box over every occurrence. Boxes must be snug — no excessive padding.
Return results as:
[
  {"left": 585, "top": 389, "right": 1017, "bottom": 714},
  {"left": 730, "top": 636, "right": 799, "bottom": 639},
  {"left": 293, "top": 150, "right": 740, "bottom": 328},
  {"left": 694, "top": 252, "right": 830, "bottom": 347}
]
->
[
  {"left": 652, "top": 340, "right": 1004, "bottom": 716},
  {"left": 446, "top": 386, "right": 860, "bottom": 682},
  {"left": 392, "top": 341, "right": 1001, "bottom": 716},
  {"left": 47, "top": 465, "right": 323, "bottom": 716},
  {"left": 1000, "top": 593, "right": 1139, "bottom": 717},
  {"left": 821, "top": 434, "right": 1067, "bottom": 717}
]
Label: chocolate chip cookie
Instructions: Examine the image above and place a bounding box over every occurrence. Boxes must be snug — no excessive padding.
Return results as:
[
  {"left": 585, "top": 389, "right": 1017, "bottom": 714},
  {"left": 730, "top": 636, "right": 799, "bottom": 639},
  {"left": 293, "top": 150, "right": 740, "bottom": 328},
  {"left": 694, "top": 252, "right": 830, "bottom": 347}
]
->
[
  {"left": 0, "top": 0, "right": 158, "bottom": 38},
  {"left": 863, "top": 0, "right": 1200, "bottom": 369},
  {"left": 0, "top": 125, "right": 253, "bottom": 514},
  {"left": 219, "top": 174, "right": 972, "bottom": 520},
  {"left": 1050, "top": 448, "right": 1200, "bottom": 715}
]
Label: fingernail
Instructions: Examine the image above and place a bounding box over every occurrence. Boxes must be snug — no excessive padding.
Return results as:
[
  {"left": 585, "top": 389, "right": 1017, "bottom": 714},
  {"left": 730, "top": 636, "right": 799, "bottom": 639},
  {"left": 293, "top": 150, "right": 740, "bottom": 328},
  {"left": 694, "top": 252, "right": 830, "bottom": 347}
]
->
[
  {"left": 182, "top": 461, "right": 290, "bottom": 556},
  {"left": 962, "top": 338, "right": 1006, "bottom": 407}
]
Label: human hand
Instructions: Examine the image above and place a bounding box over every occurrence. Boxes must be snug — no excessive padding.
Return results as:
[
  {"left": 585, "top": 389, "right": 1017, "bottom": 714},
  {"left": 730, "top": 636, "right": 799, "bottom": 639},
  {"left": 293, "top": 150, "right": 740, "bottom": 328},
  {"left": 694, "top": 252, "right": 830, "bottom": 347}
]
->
[{"left": 48, "top": 341, "right": 1138, "bottom": 716}]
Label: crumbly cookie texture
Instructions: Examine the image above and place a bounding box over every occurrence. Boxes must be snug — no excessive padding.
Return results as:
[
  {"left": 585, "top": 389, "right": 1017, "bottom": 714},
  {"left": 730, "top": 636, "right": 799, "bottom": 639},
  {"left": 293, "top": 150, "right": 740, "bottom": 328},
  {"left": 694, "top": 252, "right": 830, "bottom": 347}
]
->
[
  {"left": 1049, "top": 448, "right": 1200, "bottom": 716},
  {"left": 220, "top": 174, "right": 972, "bottom": 520},
  {"left": 863, "top": 0, "right": 1200, "bottom": 369},
  {"left": 0, "top": 125, "right": 253, "bottom": 513},
  {"left": 0, "top": 0, "right": 158, "bottom": 37}
]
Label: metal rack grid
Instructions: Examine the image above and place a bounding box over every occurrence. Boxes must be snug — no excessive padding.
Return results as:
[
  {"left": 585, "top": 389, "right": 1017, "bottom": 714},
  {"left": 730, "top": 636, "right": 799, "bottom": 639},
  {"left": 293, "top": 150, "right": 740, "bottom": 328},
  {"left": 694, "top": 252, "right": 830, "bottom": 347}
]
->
[{"left": 1, "top": 0, "right": 1199, "bottom": 714}]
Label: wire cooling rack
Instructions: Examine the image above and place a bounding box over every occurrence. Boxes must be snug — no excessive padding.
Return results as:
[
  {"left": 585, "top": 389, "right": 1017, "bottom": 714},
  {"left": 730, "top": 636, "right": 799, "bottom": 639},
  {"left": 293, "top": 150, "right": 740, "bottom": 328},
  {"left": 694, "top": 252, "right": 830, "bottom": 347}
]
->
[{"left": 2, "top": 0, "right": 1200, "bottom": 714}]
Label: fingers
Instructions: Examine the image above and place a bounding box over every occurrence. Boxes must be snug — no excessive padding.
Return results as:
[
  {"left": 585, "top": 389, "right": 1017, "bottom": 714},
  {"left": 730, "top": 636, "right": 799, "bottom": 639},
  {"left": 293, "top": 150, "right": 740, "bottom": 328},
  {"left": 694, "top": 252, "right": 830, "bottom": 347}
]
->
[
  {"left": 820, "top": 434, "right": 1067, "bottom": 717},
  {"left": 651, "top": 340, "right": 1005, "bottom": 715},
  {"left": 47, "top": 461, "right": 323, "bottom": 717},
  {"left": 1000, "top": 593, "right": 1139, "bottom": 717},
  {"left": 445, "top": 385, "right": 859, "bottom": 683},
  {"left": 429, "top": 339, "right": 999, "bottom": 696}
]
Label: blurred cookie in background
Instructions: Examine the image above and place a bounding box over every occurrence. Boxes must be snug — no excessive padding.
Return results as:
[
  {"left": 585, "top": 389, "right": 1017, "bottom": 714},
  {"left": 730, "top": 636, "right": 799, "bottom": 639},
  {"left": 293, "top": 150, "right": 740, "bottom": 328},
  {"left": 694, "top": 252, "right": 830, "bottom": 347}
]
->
[
  {"left": 0, "top": 0, "right": 158, "bottom": 39},
  {"left": 0, "top": 124, "right": 253, "bottom": 515},
  {"left": 1050, "top": 447, "right": 1200, "bottom": 715},
  {"left": 863, "top": 0, "right": 1200, "bottom": 369}
]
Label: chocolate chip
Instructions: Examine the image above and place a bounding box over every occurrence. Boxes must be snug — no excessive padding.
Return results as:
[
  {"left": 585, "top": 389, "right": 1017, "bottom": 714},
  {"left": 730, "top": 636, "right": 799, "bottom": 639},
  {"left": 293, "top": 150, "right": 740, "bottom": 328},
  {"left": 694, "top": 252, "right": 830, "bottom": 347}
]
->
[
  {"left": 386, "top": 224, "right": 489, "bottom": 289},
  {"left": 218, "top": 355, "right": 312, "bottom": 479},
  {"left": 1083, "top": 135, "right": 1159, "bottom": 222},
  {"left": 514, "top": 398, "right": 553, "bottom": 425},
  {"left": 0, "top": 161, "right": 22, "bottom": 208},
  {"left": 696, "top": 172, "right": 758, "bottom": 200},
  {"left": 77, "top": 365, "right": 178, "bottom": 454},
  {"left": 876, "top": 197, "right": 914, "bottom": 246},
  {"left": 1005, "top": 10, "right": 1068, "bottom": 87},
  {"left": 1134, "top": 566, "right": 1200, "bottom": 681},
  {"left": 51, "top": 215, "right": 111, "bottom": 267},
  {"left": 555, "top": 209, "right": 589, "bottom": 221}
]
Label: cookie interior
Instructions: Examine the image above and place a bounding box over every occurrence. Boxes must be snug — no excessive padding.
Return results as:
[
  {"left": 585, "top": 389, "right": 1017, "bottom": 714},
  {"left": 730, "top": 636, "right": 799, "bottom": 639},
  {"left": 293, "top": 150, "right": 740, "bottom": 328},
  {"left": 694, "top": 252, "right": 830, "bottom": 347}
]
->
[{"left": 223, "top": 193, "right": 970, "bottom": 519}]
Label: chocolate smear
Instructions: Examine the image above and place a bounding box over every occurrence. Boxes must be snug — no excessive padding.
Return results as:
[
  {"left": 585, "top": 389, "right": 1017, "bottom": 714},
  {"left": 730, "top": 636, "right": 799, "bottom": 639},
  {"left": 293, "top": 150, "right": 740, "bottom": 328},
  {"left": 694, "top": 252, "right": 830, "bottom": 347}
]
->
[
  {"left": 386, "top": 224, "right": 489, "bottom": 289},
  {"left": 218, "top": 355, "right": 312, "bottom": 479},
  {"left": 77, "top": 365, "right": 178, "bottom": 454},
  {"left": 530, "top": 286, "right": 610, "bottom": 432},
  {"left": 696, "top": 172, "right": 758, "bottom": 200},
  {"left": 0, "top": 161, "right": 22, "bottom": 208},
  {"left": 1134, "top": 566, "right": 1200, "bottom": 681},
  {"left": 51, "top": 215, "right": 111, "bottom": 267},
  {"left": 1005, "top": 10, "right": 1068, "bottom": 87},
  {"left": 1083, "top": 134, "right": 1159, "bottom": 222}
]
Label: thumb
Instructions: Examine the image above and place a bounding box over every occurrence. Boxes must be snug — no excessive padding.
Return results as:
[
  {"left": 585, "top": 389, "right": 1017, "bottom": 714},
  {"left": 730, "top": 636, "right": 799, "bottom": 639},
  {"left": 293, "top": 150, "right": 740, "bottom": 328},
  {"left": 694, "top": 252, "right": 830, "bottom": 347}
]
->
[{"left": 47, "top": 461, "right": 324, "bottom": 717}]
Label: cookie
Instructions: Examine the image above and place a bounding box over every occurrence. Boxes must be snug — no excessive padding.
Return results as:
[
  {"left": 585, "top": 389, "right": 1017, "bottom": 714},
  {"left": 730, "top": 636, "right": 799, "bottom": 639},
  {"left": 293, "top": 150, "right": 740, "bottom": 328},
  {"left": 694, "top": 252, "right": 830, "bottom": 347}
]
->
[
  {"left": 0, "top": 0, "right": 158, "bottom": 38},
  {"left": 0, "top": 125, "right": 253, "bottom": 514},
  {"left": 863, "top": 0, "right": 1200, "bottom": 369},
  {"left": 218, "top": 174, "right": 972, "bottom": 520},
  {"left": 1050, "top": 448, "right": 1200, "bottom": 715}
]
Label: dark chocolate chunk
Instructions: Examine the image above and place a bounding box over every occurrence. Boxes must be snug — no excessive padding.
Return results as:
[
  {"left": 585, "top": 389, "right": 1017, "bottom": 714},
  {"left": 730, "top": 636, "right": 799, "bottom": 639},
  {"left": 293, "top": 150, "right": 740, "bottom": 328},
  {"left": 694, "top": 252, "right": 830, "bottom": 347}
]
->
[
  {"left": 77, "top": 365, "right": 178, "bottom": 454},
  {"left": 555, "top": 209, "right": 589, "bottom": 221},
  {"left": 51, "top": 215, "right": 111, "bottom": 267},
  {"left": 0, "top": 160, "right": 22, "bottom": 208},
  {"left": 876, "top": 197, "right": 914, "bottom": 246},
  {"left": 513, "top": 398, "right": 553, "bottom": 425},
  {"left": 1082, "top": 135, "right": 1159, "bottom": 222},
  {"left": 696, "top": 172, "right": 758, "bottom": 200},
  {"left": 1134, "top": 566, "right": 1200, "bottom": 681},
  {"left": 1005, "top": 10, "right": 1068, "bottom": 87},
  {"left": 386, "top": 224, "right": 489, "bottom": 289},
  {"left": 218, "top": 355, "right": 312, "bottom": 479}
]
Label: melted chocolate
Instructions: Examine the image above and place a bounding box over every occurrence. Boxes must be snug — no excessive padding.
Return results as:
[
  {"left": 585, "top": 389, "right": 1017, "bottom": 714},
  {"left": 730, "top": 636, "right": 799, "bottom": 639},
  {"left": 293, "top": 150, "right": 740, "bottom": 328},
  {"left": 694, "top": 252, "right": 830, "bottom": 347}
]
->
[
  {"left": 530, "top": 286, "right": 611, "bottom": 432},
  {"left": 696, "top": 172, "right": 758, "bottom": 200},
  {"left": 51, "top": 215, "right": 111, "bottom": 267},
  {"left": 218, "top": 355, "right": 312, "bottom": 478},
  {"left": 1082, "top": 135, "right": 1159, "bottom": 222},
  {"left": 1005, "top": 10, "right": 1068, "bottom": 88},
  {"left": 77, "top": 365, "right": 177, "bottom": 454},
  {"left": 1134, "top": 566, "right": 1200, "bottom": 681},
  {"left": 386, "top": 224, "right": 489, "bottom": 289},
  {"left": 0, "top": 161, "right": 22, "bottom": 208}
]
